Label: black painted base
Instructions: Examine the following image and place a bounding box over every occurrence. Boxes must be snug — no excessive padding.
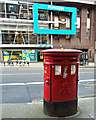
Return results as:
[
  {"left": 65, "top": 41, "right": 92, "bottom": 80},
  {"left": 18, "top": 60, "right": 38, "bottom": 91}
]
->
[{"left": 44, "top": 98, "right": 78, "bottom": 117}]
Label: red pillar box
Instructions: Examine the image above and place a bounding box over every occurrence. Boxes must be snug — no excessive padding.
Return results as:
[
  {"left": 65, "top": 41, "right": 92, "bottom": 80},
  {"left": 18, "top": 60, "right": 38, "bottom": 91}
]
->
[{"left": 41, "top": 49, "right": 82, "bottom": 117}]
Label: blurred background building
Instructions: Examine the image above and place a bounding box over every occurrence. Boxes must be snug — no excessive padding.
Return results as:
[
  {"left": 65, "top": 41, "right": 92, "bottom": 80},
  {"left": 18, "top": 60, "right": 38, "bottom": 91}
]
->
[{"left": 0, "top": 0, "right": 96, "bottom": 64}]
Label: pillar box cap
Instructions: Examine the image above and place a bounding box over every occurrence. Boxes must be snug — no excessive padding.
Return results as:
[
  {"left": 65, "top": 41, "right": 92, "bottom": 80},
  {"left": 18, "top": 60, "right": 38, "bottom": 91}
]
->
[{"left": 41, "top": 49, "right": 82, "bottom": 57}]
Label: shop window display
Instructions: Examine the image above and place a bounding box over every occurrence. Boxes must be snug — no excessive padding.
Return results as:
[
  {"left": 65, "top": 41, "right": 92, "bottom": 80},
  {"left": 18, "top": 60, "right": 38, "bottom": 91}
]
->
[
  {"left": 6, "top": 3, "right": 19, "bottom": 19},
  {"left": 2, "top": 30, "right": 49, "bottom": 44}
]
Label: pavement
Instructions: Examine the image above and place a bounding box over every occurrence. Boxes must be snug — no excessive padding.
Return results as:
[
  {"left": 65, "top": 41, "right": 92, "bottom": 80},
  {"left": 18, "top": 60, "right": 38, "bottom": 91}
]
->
[
  {"left": 0, "top": 62, "right": 95, "bottom": 68},
  {"left": 0, "top": 97, "right": 96, "bottom": 119}
]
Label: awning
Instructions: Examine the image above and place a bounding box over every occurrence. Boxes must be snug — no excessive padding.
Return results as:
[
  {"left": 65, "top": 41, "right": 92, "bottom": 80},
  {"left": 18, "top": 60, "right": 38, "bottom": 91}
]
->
[{"left": 0, "top": 44, "right": 53, "bottom": 50}]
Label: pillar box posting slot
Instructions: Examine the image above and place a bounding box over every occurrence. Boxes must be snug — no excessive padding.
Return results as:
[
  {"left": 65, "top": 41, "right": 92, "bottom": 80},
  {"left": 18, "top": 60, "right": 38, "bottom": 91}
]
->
[{"left": 41, "top": 49, "right": 82, "bottom": 117}]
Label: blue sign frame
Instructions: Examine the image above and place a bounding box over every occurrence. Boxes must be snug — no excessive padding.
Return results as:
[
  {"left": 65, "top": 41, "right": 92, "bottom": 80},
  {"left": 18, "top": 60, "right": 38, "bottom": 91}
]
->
[{"left": 33, "top": 3, "right": 77, "bottom": 35}]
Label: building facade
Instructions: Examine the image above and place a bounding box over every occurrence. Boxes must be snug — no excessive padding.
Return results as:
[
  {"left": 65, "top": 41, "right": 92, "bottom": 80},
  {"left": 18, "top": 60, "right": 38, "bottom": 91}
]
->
[{"left": 0, "top": 0, "right": 96, "bottom": 63}]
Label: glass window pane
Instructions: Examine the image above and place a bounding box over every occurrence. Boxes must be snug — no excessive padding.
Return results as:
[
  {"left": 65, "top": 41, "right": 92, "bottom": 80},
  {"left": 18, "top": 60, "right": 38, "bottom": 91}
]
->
[
  {"left": 6, "top": 3, "right": 19, "bottom": 19},
  {"left": 6, "top": 4, "right": 19, "bottom": 13},
  {"left": 87, "top": 29, "right": 89, "bottom": 39},
  {"left": 77, "top": 8, "right": 80, "bottom": 17},
  {"left": 87, "top": 9, "right": 90, "bottom": 18},
  {"left": 38, "top": 10, "right": 48, "bottom": 21},
  {"left": 29, "top": 34, "right": 37, "bottom": 44},
  {"left": 0, "top": 3, "right": 5, "bottom": 12},
  {"left": 2, "top": 30, "right": 29, "bottom": 44},
  {"left": 2, "top": 31, "right": 15, "bottom": 44},
  {"left": 19, "top": 3, "right": 28, "bottom": 19},
  {"left": 28, "top": 4, "right": 33, "bottom": 20},
  {"left": 0, "top": 3, "right": 5, "bottom": 18}
]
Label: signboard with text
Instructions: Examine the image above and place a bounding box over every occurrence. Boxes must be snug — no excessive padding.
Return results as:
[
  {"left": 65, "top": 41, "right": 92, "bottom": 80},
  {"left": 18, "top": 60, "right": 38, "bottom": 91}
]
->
[
  {"left": 3, "top": 51, "right": 9, "bottom": 61},
  {"left": 33, "top": 3, "right": 77, "bottom": 35},
  {"left": 22, "top": 50, "right": 35, "bottom": 62}
]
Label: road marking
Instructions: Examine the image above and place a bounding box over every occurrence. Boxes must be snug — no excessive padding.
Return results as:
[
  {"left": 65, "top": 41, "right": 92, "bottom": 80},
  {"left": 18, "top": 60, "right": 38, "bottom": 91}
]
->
[
  {"left": 80, "top": 72, "right": 93, "bottom": 73},
  {"left": 32, "top": 100, "right": 43, "bottom": 103},
  {"left": 0, "top": 73, "right": 41, "bottom": 76},
  {"left": 78, "top": 96, "right": 84, "bottom": 98},
  {"left": 79, "top": 68, "right": 95, "bottom": 69},
  {"left": 0, "top": 79, "right": 95, "bottom": 86},
  {"left": 85, "top": 87, "right": 93, "bottom": 88},
  {"left": 0, "top": 74, "right": 14, "bottom": 75},
  {"left": 26, "top": 82, "right": 44, "bottom": 85},
  {"left": 31, "top": 95, "right": 96, "bottom": 102},
  {"left": 79, "top": 79, "right": 96, "bottom": 82},
  {"left": 0, "top": 83, "right": 25, "bottom": 86},
  {"left": 0, "top": 82, "right": 44, "bottom": 86},
  {"left": 83, "top": 83, "right": 96, "bottom": 86}
]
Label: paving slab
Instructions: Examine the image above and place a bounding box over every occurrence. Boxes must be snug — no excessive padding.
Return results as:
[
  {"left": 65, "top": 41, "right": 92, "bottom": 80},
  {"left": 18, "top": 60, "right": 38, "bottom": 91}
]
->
[{"left": 0, "top": 97, "right": 95, "bottom": 119}]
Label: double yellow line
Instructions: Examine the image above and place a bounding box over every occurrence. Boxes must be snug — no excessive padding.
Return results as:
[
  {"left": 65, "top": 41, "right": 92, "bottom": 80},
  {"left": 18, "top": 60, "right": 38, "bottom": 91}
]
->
[
  {"left": 32, "top": 96, "right": 90, "bottom": 102},
  {"left": 32, "top": 100, "right": 43, "bottom": 103}
]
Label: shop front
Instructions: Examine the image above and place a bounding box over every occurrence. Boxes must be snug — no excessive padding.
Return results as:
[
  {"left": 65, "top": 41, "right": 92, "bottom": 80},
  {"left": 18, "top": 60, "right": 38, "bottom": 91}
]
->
[{"left": 2, "top": 49, "right": 38, "bottom": 62}]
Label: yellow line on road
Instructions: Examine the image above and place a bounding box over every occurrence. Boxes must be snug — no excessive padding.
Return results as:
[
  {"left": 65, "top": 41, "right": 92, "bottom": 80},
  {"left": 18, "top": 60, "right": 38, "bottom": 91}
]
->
[
  {"left": 83, "top": 83, "right": 96, "bottom": 86},
  {"left": 78, "top": 96, "right": 84, "bottom": 98},
  {"left": 85, "top": 87, "right": 93, "bottom": 88},
  {"left": 32, "top": 100, "right": 43, "bottom": 103}
]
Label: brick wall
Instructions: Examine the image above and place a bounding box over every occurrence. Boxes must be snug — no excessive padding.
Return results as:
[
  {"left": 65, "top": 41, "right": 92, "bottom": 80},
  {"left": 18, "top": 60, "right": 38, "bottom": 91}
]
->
[
  {"left": 53, "top": 6, "right": 90, "bottom": 49},
  {"left": 94, "top": 7, "right": 96, "bottom": 42},
  {"left": 52, "top": 3, "right": 95, "bottom": 62},
  {"left": 88, "top": 8, "right": 95, "bottom": 62}
]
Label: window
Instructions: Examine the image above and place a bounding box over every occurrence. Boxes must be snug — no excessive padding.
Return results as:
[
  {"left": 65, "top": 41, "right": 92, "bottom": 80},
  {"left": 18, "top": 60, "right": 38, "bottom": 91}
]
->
[
  {"left": 28, "top": 4, "right": 33, "bottom": 20},
  {"left": 29, "top": 34, "right": 37, "bottom": 44},
  {"left": 6, "top": 4, "right": 19, "bottom": 19},
  {"left": 54, "top": 35, "right": 59, "bottom": 41},
  {"left": 89, "top": 50, "right": 91, "bottom": 59},
  {"left": 40, "top": 12, "right": 44, "bottom": 20},
  {"left": 0, "top": 3, "right": 5, "bottom": 18},
  {"left": 95, "top": 52, "right": 96, "bottom": 62},
  {"left": 87, "top": 9, "right": 90, "bottom": 18},
  {"left": 38, "top": 10, "right": 48, "bottom": 21},
  {"left": 87, "top": 29, "right": 89, "bottom": 39},
  {"left": 41, "top": 35, "right": 48, "bottom": 44},
  {"left": 54, "top": 11, "right": 59, "bottom": 28},
  {"left": 20, "top": 4, "right": 28, "bottom": 19},
  {"left": 37, "top": 34, "right": 48, "bottom": 44},
  {"left": 22, "top": 4, "right": 27, "bottom": 9},
  {"left": 0, "top": 3, "right": 5, "bottom": 12},
  {"left": 77, "top": 8, "right": 80, "bottom": 17},
  {"left": 87, "top": 9, "right": 90, "bottom": 37},
  {"left": 2, "top": 31, "right": 29, "bottom": 44},
  {"left": 2, "top": 31, "right": 15, "bottom": 44},
  {"left": 76, "top": 28, "right": 80, "bottom": 39}
]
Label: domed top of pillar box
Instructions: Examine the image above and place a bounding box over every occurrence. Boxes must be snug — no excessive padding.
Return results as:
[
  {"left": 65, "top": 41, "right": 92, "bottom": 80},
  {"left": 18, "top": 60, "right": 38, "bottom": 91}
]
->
[{"left": 41, "top": 49, "right": 82, "bottom": 57}]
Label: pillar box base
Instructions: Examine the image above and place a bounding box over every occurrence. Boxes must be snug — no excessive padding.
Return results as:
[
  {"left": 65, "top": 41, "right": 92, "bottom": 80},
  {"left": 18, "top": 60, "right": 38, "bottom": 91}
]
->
[{"left": 44, "top": 98, "right": 78, "bottom": 117}]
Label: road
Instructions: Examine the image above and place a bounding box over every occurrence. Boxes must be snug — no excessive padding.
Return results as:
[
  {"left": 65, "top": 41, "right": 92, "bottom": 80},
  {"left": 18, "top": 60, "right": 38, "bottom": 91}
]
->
[{"left": 0, "top": 66, "right": 95, "bottom": 103}]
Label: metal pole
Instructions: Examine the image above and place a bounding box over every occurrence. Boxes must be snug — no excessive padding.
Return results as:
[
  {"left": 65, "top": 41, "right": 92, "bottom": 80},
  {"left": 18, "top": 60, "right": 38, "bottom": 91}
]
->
[{"left": 51, "top": 2, "right": 53, "bottom": 45}]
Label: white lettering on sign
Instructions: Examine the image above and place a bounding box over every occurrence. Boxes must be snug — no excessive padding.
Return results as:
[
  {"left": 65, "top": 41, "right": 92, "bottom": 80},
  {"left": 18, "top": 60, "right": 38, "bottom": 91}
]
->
[{"left": 48, "top": 5, "right": 64, "bottom": 11}]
